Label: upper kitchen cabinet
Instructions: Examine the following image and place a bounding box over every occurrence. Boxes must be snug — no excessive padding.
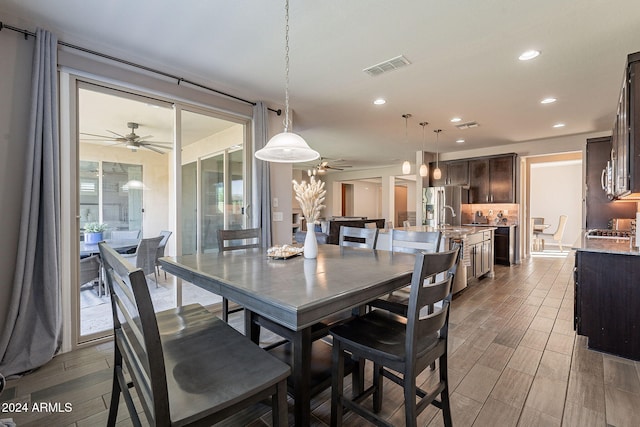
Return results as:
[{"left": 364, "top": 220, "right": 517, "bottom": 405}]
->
[
  {"left": 611, "top": 51, "right": 640, "bottom": 199},
  {"left": 468, "top": 154, "right": 516, "bottom": 203},
  {"left": 428, "top": 160, "right": 469, "bottom": 186},
  {"left": 586, "top": 137, "right": 637, "bottom": 228}
]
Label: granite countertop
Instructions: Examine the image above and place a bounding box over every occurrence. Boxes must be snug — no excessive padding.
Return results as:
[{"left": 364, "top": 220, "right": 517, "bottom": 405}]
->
[
  {"left": 380, "top": 225, "right": 496, "bottom": 239},
  {"left": 573, "top": 231, "right": 640, "bottom": 256},
  {"left": 463, "top": 223, "right": 518, "bottom": 228}
]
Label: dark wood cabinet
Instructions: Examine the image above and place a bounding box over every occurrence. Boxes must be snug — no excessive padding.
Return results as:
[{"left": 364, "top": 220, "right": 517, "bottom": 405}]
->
[
  {"left": 611, "top": 51, "right": 640, "bottom": 198},
  {"left": 586, "top": 137, "right": 637, "bottom": 228},
  {"left": 447, "top": 160, "right": 469, "bottom": 185},
  {"left": 575, "top": 250, "right": 640, "bottom": 360},
  {"left": 428, "top": 160, "right": 469, "bottom": 186},
  {"left": 468, "top": 155, "right": 515, "bottom": 203}
]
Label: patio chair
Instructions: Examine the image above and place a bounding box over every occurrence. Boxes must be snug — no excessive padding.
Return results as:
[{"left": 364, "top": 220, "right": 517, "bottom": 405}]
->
[
  {"left": 99, "top": 242, "right": 290, "bottom": 427},
  {"left": 155, "top": 230, "right": 172, "bottom": 279},
  {"left": 122, "top": 236, "right": 163, "bottom": 287}
]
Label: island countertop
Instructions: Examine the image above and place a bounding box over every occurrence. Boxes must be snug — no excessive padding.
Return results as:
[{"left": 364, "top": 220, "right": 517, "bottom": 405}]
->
[
  {"left": 572, "top": 231, "right": 640, "bottom": 256},
  {"left": 379, "top": 225, "right": 497, "bottom": 239}
]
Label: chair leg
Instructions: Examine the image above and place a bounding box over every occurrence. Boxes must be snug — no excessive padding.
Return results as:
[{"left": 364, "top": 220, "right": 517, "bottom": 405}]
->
[
  {"left": 331, "top": 341, "right": 345, "bottom": 427},
  {"left": 222, "top": 298, "right": 229, "bottom": 322},
  {"left": 439, "top": 354, "right": 453, "bottom": 427},
  {"left": 154, "top": 270, "right": 159, "bottom": 288},
  {"left": 271, "top": 380, "right": 288, "bottom": 427},
  {"left": 373, "top": 363, "right": 384, "bottom": 413},
  {"left": 107, "top": 353, "right": 122, "bottom": 427},
  {"left": 404, "top": 374, "right": 418, "bottom": 427}
]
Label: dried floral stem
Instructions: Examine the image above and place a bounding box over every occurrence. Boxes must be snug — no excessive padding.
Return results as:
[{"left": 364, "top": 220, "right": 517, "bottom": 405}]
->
[{"left": 292, "top": 176, "right": 326, "bottom": 224}]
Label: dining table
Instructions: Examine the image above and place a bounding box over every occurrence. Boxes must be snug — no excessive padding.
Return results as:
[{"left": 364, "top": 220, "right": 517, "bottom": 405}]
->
[
  {"left": 80, "top": 239, "right": 140, "bottom": 296},
  {"left": 80, "top": 238, "right": 140, "bottom": 257},
  {"left": 159, "top": 244, "right": 417, "bottom": 426}
]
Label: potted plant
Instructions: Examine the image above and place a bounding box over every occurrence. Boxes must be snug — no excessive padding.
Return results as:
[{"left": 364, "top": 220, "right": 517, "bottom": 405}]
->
[{"left": 84, "top": 222, "right": 108, "bottom": 244}]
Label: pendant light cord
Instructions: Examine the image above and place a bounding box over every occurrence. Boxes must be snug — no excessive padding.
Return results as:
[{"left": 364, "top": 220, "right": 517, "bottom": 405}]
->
[{"left": 284, "top": 0, "right": 291, "bottom": 132}]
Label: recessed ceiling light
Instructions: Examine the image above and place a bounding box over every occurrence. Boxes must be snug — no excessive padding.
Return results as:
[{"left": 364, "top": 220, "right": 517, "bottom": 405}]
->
[
  {"left": 519, "top": 50, "right": 541, "bottom": 61},
  {"left": 553, "top": 123, "right": 565, "bottom": 128},
  {"left": 450, "top": 117, "right": 462, "bottom": 123},
  {"left": 456, "top": 139, "right": 465, "bottom": 143},
  {"left": 373, "top": 98, "right": 386, "bottom": 105},
  {"left": 540, "top": 97, "right": 557, "bottom": 104}
]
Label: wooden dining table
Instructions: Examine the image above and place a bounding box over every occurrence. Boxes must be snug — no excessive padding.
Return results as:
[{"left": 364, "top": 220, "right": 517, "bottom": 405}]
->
[{"left": 159, "top": 244, "right": 416, "bottom": 426}]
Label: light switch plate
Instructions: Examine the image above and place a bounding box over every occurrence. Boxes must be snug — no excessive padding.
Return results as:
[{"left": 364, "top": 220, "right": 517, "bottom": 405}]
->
[
  {"left": 272, "top": 197, "right": 279, "bottom": 207},
  {"left": 273, "top": 211, "right": 283, "bottom": 221}
]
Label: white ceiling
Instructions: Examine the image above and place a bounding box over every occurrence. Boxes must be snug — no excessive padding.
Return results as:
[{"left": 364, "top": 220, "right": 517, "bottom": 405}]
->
[{"left": 3, "top": 0, "right": 640, "bottom": 169}]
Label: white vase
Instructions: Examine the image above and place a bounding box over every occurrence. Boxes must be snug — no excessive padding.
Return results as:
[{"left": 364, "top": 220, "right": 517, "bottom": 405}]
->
[{"left": 304, "top": 227, "right": 318, "bottom": 259}]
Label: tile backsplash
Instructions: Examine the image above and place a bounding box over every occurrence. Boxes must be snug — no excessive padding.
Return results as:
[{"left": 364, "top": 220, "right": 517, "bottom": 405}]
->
[{"left": 461, "top": 203, "right": 520, "bottom": 226}]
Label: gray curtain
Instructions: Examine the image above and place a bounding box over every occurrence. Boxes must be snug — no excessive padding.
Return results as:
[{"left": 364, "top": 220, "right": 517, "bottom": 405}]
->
[
  {"left": 252, "top": 102, "right": 272, "bottom": 247},
  {"left": 0, "top": 29, "right": 61, "bottom": 376}
]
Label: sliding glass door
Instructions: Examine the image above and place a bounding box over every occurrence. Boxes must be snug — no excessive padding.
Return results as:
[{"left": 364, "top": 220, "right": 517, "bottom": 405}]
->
[{"left": 180, "top": 109, "right": 247, "bottom": 306}]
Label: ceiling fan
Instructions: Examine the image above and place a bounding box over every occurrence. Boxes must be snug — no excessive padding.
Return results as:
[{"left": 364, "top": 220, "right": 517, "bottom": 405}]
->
[
  {"left": 80, "top": 122, "right": 172, "bottom": 154},
  {"left": 307, "top": 158, "right": 352, "bottom": 175}
]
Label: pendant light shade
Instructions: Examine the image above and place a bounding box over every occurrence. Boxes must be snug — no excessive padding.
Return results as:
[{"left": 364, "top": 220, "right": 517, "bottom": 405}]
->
[
  {"left": 402, "top": 160, "right": 411, "bottom": 175},
  {"left": 254, "top": 0, "right": 319, "bottom": 163},
  {"left": 433, "top": 129, "right": 442, "bottom": 179},
  {"left": 419, "top": 121, "right": 429, "bottom": 177},
  {"left": 255, "top": 131, "right": 319, "bottom": 162}
]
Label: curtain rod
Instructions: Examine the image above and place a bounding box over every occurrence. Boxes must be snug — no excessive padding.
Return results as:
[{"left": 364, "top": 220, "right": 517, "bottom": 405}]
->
[{"left": 0, "top": 21, "right": 282, "bottom": 116}]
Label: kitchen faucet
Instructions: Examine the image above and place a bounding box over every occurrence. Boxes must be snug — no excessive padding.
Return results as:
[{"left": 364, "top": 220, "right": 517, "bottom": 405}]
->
[{"left": 439, "top": 205, "right": 457, "bottom": 228}]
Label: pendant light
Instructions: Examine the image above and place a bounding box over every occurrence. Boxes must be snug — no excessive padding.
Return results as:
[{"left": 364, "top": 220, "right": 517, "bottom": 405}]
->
[
  {"left": 419, "top": 121, "right": 429, "bottom": 177},
  {"left": 401, "top": 113, "right": 412, "bottom": 174},
  {"left": 433, "top": 129, "right": 442, "bottom": 180},
  {"left": 255, "top": 0, "right": 320, "bottom": 163}
]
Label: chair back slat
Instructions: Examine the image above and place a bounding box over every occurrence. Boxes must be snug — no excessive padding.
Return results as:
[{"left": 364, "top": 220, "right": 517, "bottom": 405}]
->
[
  {"left": 339, "top": 225, "right": 379, "bottom": 249},
  {"left": 405, "top": 249, "right": 458, "bottom": 362},
  {"left": 391, "top": 229, "right": 442, "bottom": 254},
  {"left": 100, "top": 242, "right": 170, "bottom": 424},
  {"left": 218, "top": 228, "right": 261, "bottom": 252}
]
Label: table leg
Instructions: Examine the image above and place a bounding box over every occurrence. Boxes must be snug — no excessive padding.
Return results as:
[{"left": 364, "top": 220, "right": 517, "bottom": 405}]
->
[
  {"left": 292, "top": 328, "right": 312, "bottom": 427},
  {"left": 245, "top": 309, "right": 260, "bottom": 341}
]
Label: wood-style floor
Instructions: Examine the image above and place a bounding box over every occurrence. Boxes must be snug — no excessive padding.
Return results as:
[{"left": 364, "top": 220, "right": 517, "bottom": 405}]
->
[{"left": 2, "top": 251, "right": 640, "bottom": 426}]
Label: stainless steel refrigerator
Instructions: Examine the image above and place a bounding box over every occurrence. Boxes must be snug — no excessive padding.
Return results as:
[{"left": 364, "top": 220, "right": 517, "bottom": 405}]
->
[{"left": 423, "top": 186, "right": 466, "bottom": 227}]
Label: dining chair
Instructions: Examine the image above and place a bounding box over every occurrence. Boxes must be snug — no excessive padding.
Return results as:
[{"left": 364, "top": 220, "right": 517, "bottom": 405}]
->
[
  {"left": 339, "top": 225, "right": 379, "bottom": 250},
  {"left": 369, "top": 229, "right": 443, "bottom": 314},
  {"left": 155, "top": 230, "right": 172, "bottom": 279},
  {"left": 330, "top": 248, "right": 459, "bottom": 427},
  {"left": 121, "top": 236, "right": 163, "bottom": 287},
  {"left": 541, "top": 214, "right": 568, "bottom": 251},
  {"left": 79, "top": 255, "right": 101, "bottom": 295},
  {"left": 99, "top": 242, "right": 290, "bottom": 427},
  {"left": 217, "top": 228, "right": 261, "bottom": 322}
]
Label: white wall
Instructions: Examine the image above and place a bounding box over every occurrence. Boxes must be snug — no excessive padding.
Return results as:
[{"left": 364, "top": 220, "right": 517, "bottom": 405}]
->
[
  {"left": 351, "top": 181, "right": 382, "bottom": 219},
  {"left": 530, "top": 160, "right": 583, "bottom": 247}
]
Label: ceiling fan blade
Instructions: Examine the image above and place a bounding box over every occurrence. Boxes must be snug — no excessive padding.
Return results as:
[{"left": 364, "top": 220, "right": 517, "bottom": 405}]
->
[
  {"left": 80, "top": 132, "right": 119, "bottom": 140},
  {"left": 136, "top": 135, "right": 154, "bottom": 141},
  {"left": 141, "top": 141, "right": 173, "bottom": 147},
  {"left": 325, "top": 165, "right": 344, "bottom": 171},
  {"left": 142, "top": 144, "right": 165, "bottom": 154},
  {"left": 106, "top": 129, "right": 127, "bottom": 139}
]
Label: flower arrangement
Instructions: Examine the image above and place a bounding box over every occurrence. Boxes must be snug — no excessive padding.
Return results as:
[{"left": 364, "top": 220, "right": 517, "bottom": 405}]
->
[
  {"left": 292, "top": 176, "right": 326, "bottom": 225},
  {"left": 84, "top": 222, "right": 108, "bottom": 233}
]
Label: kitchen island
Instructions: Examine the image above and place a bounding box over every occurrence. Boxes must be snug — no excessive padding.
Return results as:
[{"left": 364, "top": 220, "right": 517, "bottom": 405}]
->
[
  {"left": 573, "top": 233, "right": 640, "bottom": 360},
  {"left": 376, "top": 226, "right": 496, "bottom": 293}
]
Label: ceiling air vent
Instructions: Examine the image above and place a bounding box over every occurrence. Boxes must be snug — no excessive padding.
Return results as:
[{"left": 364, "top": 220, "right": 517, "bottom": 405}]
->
[
  {"left": 363, "top": 55, "right": 411, "bottom": 77},
  {"left": 455, "top": 121, "right": 479, "bottom": 130}
]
